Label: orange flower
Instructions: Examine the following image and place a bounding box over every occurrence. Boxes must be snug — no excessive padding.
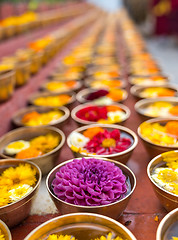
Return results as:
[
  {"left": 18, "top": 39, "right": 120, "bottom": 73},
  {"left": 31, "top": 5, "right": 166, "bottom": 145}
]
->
[
  {"left": 16, "top": 148, "right": 43, "bottom": 159},
  {"left": 107, "top": 89, "right": 124, "bottom": 101},
  {"left": 66, "top": 80, "right": 76, "bottom": 88},
  {"left": 165, "top": 121, "right": 178, "bottom": 137},
  {"left": 22, "top": 111, "right": 40, "bottom": 124},
  {"left": 169, "top": 106, "right": 178, "bottom": 116},
  {"left": 83, "top": 127, "right": 104, "bottom": 139},
  {"left": 157, "top": 89, "right": 175, "bottom": 97},
  {"left": 106, "top": 105, "right": 122, "bottom": 112}
]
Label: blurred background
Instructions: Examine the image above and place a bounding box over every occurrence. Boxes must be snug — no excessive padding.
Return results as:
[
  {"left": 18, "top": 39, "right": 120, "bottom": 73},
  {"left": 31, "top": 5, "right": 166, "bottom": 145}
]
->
[{"left": 0, "top": 0, "right": 177, "bottom": 81}]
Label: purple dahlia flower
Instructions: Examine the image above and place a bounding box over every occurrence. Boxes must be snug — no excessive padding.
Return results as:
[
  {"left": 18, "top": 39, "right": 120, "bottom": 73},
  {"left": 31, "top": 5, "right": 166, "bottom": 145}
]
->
[{"left": 52, "top": 158, "right": 127, "bottom": 206}]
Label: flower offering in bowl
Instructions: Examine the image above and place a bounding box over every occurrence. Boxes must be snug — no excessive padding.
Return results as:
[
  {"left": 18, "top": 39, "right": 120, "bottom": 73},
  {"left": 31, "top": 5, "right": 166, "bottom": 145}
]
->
[
  {"left": 156, "top": 208, "right": 178, "bottom": 240},
  {"left": 135, "top": 98, "right": 178, "bottom": 121},
  {"left": 71, "top": 103, "right": 130, "bottom": 126},
  {"left": 46, "top": 157, "right": 136, "bottom": 219},
  {"left": 138, "top": 118, "right": 178, "bottom": 158},
  {"left": 28, "top": 91, "right": 75, "bottom": 108},
  {"left": 129, "top": 75, "right": 169, "bottom": 86},
  {"left": 147, "top": 151, "right": 178, "bottom": 211},
  {"left": 67, "top": 124, "right": 138, "bottom": 164},
  {"left": 85, "top": 78, "right": 127, "bottom": 89},
  {"left": 0, "top": 126, "right": 65, "bottom": 175},
  {"left": 24, "top": 213, "right": 137, "bottom": 240},
  {"left": 0, "top": 159, "right": 41, "bottom": 227},
  {"left": 12, "top": 106, "right": 70, "bottom": 128},
  {"left": 77, "top": 88, "right": 128, "bottom": 104},
  {"left": 41, "top": 80, "right": 82, "bottom": 93},
  {"left": 0, "top": 67, "right": 15, "bottom": 102},
  {"left": 0, "top": 220, "right": 12, "bottom": 240},
  {"left": 131, "top": 85, "right": 178, "bottom": 100}
]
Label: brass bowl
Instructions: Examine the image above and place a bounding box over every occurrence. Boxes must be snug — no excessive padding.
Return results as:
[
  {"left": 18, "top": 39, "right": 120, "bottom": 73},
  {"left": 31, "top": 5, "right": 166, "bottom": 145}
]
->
[
  {"left": 128, "top": 75, "right": 170, "bottom": 86},
  {"left": 147, "top": 152, "right": 178, "bottom": 212},
  {"left": 41, "top": 80, "right": 82, "bottom": 93},
  {"left": 76, "top": 88, "right": 128, "bottom": 104},
  {"left": 46, "top": 157, "right": 136, "bottom": 219},
  {"left": 15, "top": 61, "right": 31, "bottom": 87},
  {"left": 138, "top": 118, "right": 178, "bottom": 159},
  {"left": 130, "top": 84, "right": 178, "bottom": 100},
  {"left": 0, "top": 220, "right": 12, "bottom": 240},
  {"left": 12, "top": 106, "right": 70, "bottom": 128},
  {"left": 67, "top": 124, "right": 138, "bottom": 164},
  {"left": 0, "top": 69, "right": 15, "bottom": 102},
  {"left": 135, "top": 97, "right": 178, "bottom": 121},
  {"left": 85, "top": 78, "right": 127, "bottom": 89},
  {"left": 49, "top": 71, "right": 83, "bottom": 81},
  {"left": 28, "top": 91, "right": 76, "bottom": 109},
  {"left": 0, "top": 126, "right": 65, "bottom": 175},
  {"left": 71, "top": 103, "right": 130, "bottom": 126},
  {"left": 0, "top": 159, "right": 41, "bottom": 227},
  {"left": 24, "top": 213, "right": 137, "bottom": 240},
  {"left": 156, "top": 208, "right": 178, "bottom": 240},
  {"left": 30, "top": 52, "right": 43, "bottom": 75}
]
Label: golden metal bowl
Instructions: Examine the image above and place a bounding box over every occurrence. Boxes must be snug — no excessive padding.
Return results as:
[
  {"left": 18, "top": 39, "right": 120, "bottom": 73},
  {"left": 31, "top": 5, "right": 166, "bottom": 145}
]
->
[
  {"left": 12, "top": 106, "right": 70, "bottom": 128},
  {"left": 24, "top": 213, "right": 137, "bottom": 240},
  {"left": 15, "top": 60, "right": 31, "bottom": 87},
  {"left": 0, "top": 69, "right": 15, "bottom": 102},
  {"left": 135, "top": 97, "right": 178, "bottom": 122},
  {"left": 85, "top": 78, "right": 127, "bottom": 89},
  {"left": 71, "top": 102, "right": 130, "bottom": 126},
  {"left": 46, "top": 157, "right": 136, "bottom": 219},
  {"left": 130, "top": 84, "right": 178, "bottom": 100},
  {"left": 76, "top": 88, "right": 128, "bottom": 104},
  {"left": 138, "top": 117, "right": 178, "bottom": 159},
  {"left": 28, "top": 91, "right": 76, "bottom": 109},
  {"left": 147, "top": 151, "right": 178, "bottom": 212},
  {"left": 0, "top": 220, "right": 12, "bottom": 240},
  {"left": 0, "top": 126, "right": 65, "bottom": 175},
  {"left": 30, "top": 52, "right": 43, "bottom": 75},
  {"left": 128, "top": 75, "right": 170, "bottom": 86},
  {"left": 41, "top": 80, "right": 82, "bottom": 93},
  {"left": 156, "top": 208, "right": 178, "bottom": 240},
  {"left": 67, "top": 124, "right": 138, "bottom": 164},
  {"left": 0, "top": 159, "right": 41, "bottom": 227}
]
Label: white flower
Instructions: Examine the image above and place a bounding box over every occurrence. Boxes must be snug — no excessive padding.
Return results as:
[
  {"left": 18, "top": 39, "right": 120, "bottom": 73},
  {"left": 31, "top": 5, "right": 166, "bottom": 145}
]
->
[
  {"left": 107, "top": 110, "right": 126, "bottom": 123},
  {"left": 69, "top": 132, "right": 89, "bottom": 148},
  {"left": 93, "top": 96, "right": 113, "bottom": 105},
  {"left": 9, "top": 184, "right": 33, "bottom": 202}
]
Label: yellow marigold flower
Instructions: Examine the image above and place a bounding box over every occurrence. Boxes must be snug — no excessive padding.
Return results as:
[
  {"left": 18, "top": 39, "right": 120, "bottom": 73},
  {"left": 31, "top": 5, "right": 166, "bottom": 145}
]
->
[
  {"left": 0, "top": 187, "right": 10, "bottom": 207},
  {"left": 94, "top": 232, "right": 125, "bottom": 240},
  {"left": 1, "top": 163, "right": 37, "bottom": 187},
  {"left": 30, "top": 134, "right": 60, "bottom": 153},
  {"left": 172, "top": 237, "right": 178, "bottom": 240},
  {"left": 161, "top": 151, "right": 178, "bottom": 169},
  {"left": 46, "top": 234, "right": 76, "bottom": 240},
  {"left": 0, "top": 229, "right": 5, "bottom": 240},
  {"left": 9, "top": 184, "right": 33, "bottom": 202}
]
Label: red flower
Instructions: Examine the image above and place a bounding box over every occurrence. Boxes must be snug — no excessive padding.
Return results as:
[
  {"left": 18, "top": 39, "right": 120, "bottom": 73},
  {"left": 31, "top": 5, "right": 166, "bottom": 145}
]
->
[
  {"left": 76, "top": 106, "right": 107, "bottom": 122},
  {"left": 83, "top": 129, "right": 131, "bottom": 155}
]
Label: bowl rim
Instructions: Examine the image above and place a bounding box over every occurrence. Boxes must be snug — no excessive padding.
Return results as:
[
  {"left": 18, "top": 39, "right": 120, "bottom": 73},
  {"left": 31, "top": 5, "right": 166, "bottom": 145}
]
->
[
  {"left": 0, "top": 219, "right": 12, "bottom": 240},
  {"left": 135, "top": 97, "right": 178, "bottom": 118},
  {"left": 0, "top": 159, "right": 42, "bottom": 211},
  {"left": 12, "top": 106, "right": 70, "bottom": 127},
  {"left": 130, "top": 84, "right": 178, "bottom": 99},
  {"left": 28, "top": 91, "right": 76, "bottom": 107},
  {"left": 137, "top": 117, "right": 178, "bottom": 148},
  {"left": 147, "top": 150, "right": 178, "bottom": 198},
  {"left": 46, "top": 157, "right": 136, "bottom": 209},
  {"left": 156, "top": 208, "right": 178, "bottom": 240},
  {"left": 0, "top": 126, "right": 66, "bottom": 161},
  {"left": 40, "top": 79, "right": 82, "bottom": 93},
  {"left": 24, "top": 212, "right": 137, "bottom": 240},
  {"left": 76, "top": 88, "right": 128, "bottom": 104},
  {"left": 67, "top": 123, "right": 138, "bottom": 158},
  {"left": 71, "top": 102, "right": 131, "bottom": 125}
]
